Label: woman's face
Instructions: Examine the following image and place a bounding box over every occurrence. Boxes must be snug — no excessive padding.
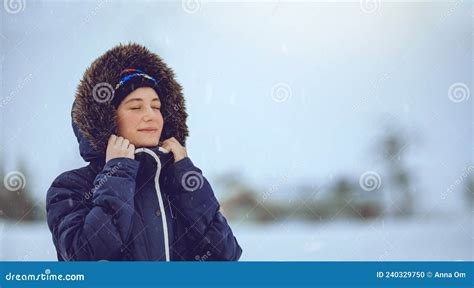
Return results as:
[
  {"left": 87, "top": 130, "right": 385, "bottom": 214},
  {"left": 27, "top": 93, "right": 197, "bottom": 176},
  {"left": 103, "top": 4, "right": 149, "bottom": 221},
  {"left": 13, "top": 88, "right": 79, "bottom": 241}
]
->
[{"left": 116, "top": 87, "right": 164, "bottom": 148}]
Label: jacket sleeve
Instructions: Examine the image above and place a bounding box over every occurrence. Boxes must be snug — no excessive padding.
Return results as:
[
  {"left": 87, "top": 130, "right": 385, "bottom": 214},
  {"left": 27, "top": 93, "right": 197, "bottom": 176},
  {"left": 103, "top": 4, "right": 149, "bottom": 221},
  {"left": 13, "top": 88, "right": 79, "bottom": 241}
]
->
[
  {"left": 170, "top": 157, "right": 243, "bottom": 261},
  {"left": 46, "top": 158, "right": 140, "bottom": 261}
]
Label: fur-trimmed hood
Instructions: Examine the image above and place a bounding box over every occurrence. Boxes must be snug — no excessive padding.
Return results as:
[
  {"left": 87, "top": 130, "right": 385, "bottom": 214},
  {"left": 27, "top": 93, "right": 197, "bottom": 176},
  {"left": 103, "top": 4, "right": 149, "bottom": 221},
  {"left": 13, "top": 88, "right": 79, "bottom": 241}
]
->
[{"left": 72, "top": 43, "right": 188, "bottom": 162}]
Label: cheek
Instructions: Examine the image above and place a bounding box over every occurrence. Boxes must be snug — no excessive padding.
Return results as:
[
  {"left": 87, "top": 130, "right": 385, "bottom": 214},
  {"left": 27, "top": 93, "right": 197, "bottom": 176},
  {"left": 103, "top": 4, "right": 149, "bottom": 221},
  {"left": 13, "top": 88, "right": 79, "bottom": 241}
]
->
[
  {"left": 117, "top": 112, "right": 141, "bottom": 133},
  {"left": 157, "top": 112, "right": 164, "bottom": 128},
  {"left": 149, "top": 110, "right": 164, "bottom": 130}
]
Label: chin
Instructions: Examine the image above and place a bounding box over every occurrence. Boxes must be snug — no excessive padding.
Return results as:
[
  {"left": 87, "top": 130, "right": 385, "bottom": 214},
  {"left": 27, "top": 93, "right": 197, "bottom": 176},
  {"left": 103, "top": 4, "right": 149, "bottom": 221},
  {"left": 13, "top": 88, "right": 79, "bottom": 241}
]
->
[{"left": 134, "top": 139, "right": 159, "bottom": 148}]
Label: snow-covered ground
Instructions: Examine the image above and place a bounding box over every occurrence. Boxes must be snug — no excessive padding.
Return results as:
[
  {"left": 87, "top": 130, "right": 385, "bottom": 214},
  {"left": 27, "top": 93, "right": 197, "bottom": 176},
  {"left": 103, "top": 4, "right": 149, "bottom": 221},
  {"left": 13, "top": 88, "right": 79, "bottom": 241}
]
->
[
  {"left": 235, "top": 212, "right": 473, "bottom": 261},
  {"left": 0, "top": 212, "right": 472, "bottom": 261},
  {"left": 0, "top": 220, "right": 57, "bottom": 261}
]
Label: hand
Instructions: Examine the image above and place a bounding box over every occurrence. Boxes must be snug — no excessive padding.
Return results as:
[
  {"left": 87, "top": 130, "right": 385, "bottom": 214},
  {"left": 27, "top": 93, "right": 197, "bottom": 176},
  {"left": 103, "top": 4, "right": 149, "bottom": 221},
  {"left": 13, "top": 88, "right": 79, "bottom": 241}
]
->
[
  {"left": 161, "top": 137, "right": 187, "bottom": 163},
  {"left": 106, "top": 135, "right": 135, "bottom": 163}
]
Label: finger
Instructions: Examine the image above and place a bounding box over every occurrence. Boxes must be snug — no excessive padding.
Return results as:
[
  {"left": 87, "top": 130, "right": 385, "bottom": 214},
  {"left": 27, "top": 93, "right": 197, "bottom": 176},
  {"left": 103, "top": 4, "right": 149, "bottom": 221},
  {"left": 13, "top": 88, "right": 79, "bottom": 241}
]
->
[
  {"left": 164, "top": 138, "right": 179, "bottom": 147},
  {"left": 162, "top": 142, "right": 172, "bottom": 152},
  {"left": 161, "top": 140, "right": 174, "bottom": 149},
  {"left": 170, "top": 137, "right": 178, "bottom": 143},
  {"left": 127, "top": 144, "right": 135, "bottom": 159},
  {"left": 109, "top": 134, "right": 117, "bottom": 144},
  {"left": 115, "top": 136, "right": 124, "bottom": 146},
  {"left": 128, "top": 144, "right": 135, "bottom": 153},
  {"left": 121, "top": 139, "right": 130, "bottom": 150},
  {"left": 160, "top": 146, "right": 171, "bottom": 154},
  {"left": 170, "top": 137, "right": 182, "bottom": 146}
]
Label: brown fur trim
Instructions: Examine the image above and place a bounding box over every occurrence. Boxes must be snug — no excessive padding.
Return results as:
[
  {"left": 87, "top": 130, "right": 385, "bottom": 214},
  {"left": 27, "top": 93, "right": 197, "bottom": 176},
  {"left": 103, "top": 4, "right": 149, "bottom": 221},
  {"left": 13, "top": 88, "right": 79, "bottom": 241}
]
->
[{"left": 72, "top": 43, "right": 189, "bottom": 154}]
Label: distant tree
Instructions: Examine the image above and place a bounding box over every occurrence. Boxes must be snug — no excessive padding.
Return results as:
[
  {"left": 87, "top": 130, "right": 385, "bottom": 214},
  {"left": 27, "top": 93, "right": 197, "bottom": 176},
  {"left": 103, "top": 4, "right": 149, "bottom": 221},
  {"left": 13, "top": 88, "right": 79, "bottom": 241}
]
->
[
  {"left": 378, "top": 128, "right": 415, "bottom": 217},
  {"left": 465, "top": 174, "right": 474, "bottom": 209},
  {"left": 0, "top": 157, "right": 45, "bottom": 221}
]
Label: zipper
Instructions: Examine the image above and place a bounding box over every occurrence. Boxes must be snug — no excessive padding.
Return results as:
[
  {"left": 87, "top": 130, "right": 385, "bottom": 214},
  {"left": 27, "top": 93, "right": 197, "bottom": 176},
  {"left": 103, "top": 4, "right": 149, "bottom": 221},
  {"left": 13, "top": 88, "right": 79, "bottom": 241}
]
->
[{"left": 134, "top": 147, "right": 170, "bottom": 262}]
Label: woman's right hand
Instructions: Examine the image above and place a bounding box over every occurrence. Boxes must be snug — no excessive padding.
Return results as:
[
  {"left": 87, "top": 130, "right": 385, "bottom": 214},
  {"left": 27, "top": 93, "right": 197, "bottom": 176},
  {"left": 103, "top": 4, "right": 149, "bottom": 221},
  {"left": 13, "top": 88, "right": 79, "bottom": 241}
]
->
[{"left": 106, "top": 135, "right": 135, "bottom": 163}]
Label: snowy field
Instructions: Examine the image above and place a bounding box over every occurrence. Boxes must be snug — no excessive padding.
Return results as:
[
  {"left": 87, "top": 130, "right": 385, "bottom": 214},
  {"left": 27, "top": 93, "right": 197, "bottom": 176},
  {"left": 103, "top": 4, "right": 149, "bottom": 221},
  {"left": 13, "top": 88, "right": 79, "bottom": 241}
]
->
[{"left": 0, "top": 212, "right": 472, "bottom": 261}]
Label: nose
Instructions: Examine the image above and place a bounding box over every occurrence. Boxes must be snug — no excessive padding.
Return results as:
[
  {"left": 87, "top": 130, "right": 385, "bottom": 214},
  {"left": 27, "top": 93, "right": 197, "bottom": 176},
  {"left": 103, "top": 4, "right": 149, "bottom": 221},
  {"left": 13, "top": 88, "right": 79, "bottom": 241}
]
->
[{"left": 142, "top": 106, "right": 156, "bottom": 122}]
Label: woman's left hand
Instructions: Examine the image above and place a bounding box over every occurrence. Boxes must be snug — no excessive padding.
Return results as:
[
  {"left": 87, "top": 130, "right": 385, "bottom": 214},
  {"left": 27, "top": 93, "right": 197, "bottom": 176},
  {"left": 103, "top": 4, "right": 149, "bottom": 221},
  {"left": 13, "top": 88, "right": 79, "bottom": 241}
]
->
[{"left": 161, "top": 137, "right": 188, "bottom": 163}]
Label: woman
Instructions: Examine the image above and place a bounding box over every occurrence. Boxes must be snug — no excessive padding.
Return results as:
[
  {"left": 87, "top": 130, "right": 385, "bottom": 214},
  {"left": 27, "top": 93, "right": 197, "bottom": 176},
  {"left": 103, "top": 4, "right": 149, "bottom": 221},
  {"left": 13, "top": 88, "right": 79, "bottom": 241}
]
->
[{"left": 46, "top": 43, "right": 242, "bottom": 261}]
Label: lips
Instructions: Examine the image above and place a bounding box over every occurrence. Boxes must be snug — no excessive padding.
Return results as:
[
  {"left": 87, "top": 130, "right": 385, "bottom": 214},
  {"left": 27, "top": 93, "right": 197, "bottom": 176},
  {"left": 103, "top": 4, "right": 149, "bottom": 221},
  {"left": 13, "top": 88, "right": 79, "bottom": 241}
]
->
[{"left": 138, "top": 128, "right": 158, "bottom": 133}]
